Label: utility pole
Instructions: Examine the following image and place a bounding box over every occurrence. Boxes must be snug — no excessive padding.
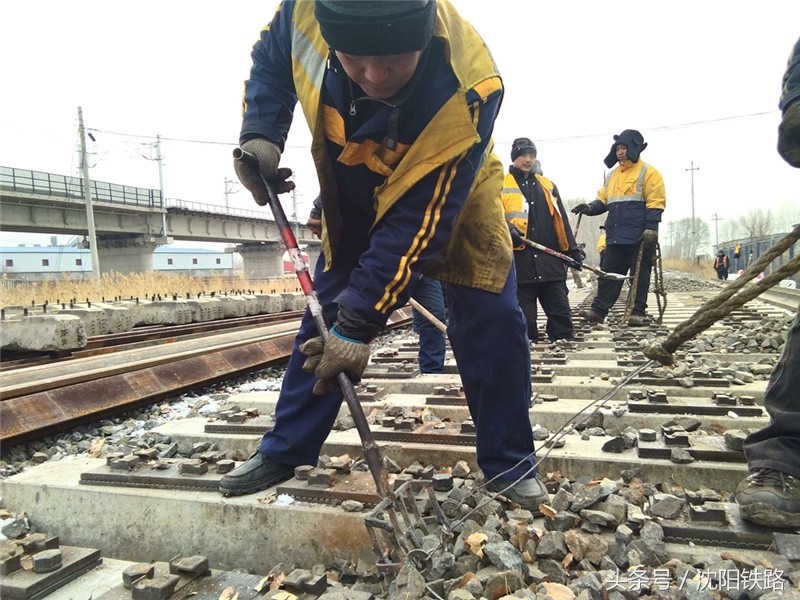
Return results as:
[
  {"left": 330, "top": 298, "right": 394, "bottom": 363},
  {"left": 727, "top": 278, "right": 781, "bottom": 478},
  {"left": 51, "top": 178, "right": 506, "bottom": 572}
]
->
[
  {"left": 711, "top": 213, "right": 723, "bottom": 249},
  {"left": 155, "top": 134, "right": 167, "bottom": 237},
  {"left": 77, "top": 106, "right": 100, "bottom": 278},
  {"left": 685, "top": 161, "right": 700, "bottom": 258},
  {"left": 224, "top": 178, "right": 238, "bottom": 211}
]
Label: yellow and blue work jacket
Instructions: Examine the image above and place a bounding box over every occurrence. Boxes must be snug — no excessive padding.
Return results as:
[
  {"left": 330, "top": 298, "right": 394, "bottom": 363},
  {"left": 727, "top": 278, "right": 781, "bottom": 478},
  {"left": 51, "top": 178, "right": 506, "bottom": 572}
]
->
[
  {"left": 586, "top": 160, "right": 666, "bottom": 245},
  {"left": 240, "top": 0, "right": 511, "bottom": 329}
]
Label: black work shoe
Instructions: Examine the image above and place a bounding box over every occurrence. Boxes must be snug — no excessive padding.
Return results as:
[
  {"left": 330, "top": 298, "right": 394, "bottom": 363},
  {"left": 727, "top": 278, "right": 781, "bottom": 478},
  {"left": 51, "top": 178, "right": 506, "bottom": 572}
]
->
[
  {"left": 735, "top": 469, "right": 800, "bottom": 528},
  {"left": 578, "top": 308, "right": 604, "bottom": 324},
  {"left": 219, "top": 452, "right": 295, "bottom": 496},
  {"left": 486, "top": 477, "right": 550, "bottom": 514},
  {"left": 627, "top": 315, "right": 647, "bottom": 326}
]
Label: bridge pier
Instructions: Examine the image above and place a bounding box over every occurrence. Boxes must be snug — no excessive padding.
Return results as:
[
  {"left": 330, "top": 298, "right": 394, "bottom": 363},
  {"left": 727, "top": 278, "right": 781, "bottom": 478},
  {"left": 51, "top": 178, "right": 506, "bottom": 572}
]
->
[
  {"left": 96, "top": 234, "right": 169, "bottom": 276},
  {"left": 236, "top": 242, "right": 322, "bottom": 279},
  {"left": 236, "top": 242, "right": 287, "bottom": 279}
]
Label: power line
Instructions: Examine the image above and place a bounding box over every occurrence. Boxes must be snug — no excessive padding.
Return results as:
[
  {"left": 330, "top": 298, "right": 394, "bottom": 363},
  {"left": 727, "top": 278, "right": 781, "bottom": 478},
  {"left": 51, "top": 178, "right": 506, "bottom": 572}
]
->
[
  {"left": 88, "top": 109, "right": 779, "bottom": 149},
  {"left": 498, "top": 110, "right": 778, "bottom": 145}
]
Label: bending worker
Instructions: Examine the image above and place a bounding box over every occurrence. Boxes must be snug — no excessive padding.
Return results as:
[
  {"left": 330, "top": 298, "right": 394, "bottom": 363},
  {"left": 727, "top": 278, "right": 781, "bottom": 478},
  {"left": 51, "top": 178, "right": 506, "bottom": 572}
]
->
[{"left": 221, "top": 0, "right": 549, "bottom": 512}]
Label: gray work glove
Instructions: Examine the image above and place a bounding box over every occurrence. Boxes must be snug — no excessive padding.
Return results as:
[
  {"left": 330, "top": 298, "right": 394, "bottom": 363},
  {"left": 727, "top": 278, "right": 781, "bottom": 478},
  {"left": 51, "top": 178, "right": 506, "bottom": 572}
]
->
[
  {"left": 299, "top": 327, "right": 371, "bottom": 395},
  {"left": 571, "top": 203, "right": 593, "bottom": 216},
  {"left": 640, "top": 229, "right": 659, "bottom": 249},
  {"left": 778, "top": 101, "right": 800, "bottom": 168},
  {"left": 233, "top": 138, "right": 295, "bottom": 206}
]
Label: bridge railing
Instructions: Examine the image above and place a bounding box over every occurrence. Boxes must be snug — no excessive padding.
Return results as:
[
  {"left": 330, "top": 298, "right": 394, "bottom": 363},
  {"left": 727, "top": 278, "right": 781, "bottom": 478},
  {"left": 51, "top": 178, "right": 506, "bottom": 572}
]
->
[
  {"left": 0, "top": 166, "right": 163, "bottom": 208},
  {"left": 165, "top": 197, "right": 282, "bottom": 222}
]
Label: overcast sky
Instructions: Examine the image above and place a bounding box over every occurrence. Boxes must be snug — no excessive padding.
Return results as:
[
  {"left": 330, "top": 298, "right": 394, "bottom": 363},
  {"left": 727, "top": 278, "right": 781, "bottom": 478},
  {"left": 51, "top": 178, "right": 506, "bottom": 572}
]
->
[{"left": 2, "top": 1, "right": 799, "bottom": 249}]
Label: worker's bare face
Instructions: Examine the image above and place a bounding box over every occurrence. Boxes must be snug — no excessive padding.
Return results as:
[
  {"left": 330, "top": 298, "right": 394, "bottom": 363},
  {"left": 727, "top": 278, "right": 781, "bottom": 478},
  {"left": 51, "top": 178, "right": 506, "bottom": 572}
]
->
[
  {"left": 513, "top": 153, "right": 536, "bottom": 173},
  {"left": 615, "top": 144, "right": 629, "bottom": 162},
  {"left": 335, "top": 50, "right": 423, "bottom": 100}
]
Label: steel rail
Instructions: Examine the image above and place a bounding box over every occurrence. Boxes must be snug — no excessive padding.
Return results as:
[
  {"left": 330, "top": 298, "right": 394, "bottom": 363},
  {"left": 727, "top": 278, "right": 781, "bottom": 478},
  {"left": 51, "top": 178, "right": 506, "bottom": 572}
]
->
[{"left": 0, "top": 308, "right": 412, "bottom": 446}]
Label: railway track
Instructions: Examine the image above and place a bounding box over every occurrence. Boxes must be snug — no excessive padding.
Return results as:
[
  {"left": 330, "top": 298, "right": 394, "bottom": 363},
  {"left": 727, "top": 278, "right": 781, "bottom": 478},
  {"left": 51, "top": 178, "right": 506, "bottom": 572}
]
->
[
  {"left": 1, "top": 277, "right": 799, "bottom": 599},
  {"left": 0, "top": 307, "right": 413, "bottom": 446}
]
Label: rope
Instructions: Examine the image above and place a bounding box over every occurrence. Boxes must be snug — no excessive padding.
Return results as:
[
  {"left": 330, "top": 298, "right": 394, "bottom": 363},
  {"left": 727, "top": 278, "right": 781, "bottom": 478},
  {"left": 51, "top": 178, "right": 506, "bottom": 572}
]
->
[
  {"left": 622, "top": 242, "right": 667, "bottom": 325},
  {"left": 621, "top": 244, "right": 643, "bottom": 324},
  {"left": 651, "top": 243, "right": 668, "bottom": 324},
  {"left": 644, "top": 224, "right": 800, "bottom": 365}
]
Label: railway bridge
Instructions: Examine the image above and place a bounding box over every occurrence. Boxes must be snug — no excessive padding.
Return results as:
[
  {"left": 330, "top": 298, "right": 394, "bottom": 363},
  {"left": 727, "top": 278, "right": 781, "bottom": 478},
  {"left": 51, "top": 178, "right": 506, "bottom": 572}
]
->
[{"left": 0, "top": 166, "right": 321, "bottom": 278}]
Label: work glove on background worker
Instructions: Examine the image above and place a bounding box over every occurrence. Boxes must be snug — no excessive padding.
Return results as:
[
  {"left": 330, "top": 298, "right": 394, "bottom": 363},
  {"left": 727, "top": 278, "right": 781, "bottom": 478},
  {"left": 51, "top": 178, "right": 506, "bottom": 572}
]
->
[
  {"left": 307, "top": 197, "right": 323, "bottom": 239},
  {"left": 508, "top": 225, "right": 525, "bottom": 248},
  {"left": 571, "top": 203, "right": 593, "bottom": 216},
  {"left": 568, "top": 247, "right": 585, "bottom": 266},
  {"left": 640, "top": 229, "right": 659, "bottom": 249},
  {"left": 778, "top": 101, "right": 800, "bottom": 167},
  {"left": 233, "top": 138, "right": 295, "bottom": 206}
]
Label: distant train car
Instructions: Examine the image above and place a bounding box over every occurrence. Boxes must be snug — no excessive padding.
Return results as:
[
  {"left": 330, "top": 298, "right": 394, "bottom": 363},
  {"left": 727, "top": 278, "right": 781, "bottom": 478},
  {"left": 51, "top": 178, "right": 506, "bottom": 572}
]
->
[{"left": 716, "top": 233, "right": 799, "bottom": 286}]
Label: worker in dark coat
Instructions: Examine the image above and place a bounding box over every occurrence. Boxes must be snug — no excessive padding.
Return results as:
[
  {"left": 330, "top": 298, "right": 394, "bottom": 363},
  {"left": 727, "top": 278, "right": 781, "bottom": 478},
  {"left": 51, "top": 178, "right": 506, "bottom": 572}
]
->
[
  {"left": 503, "top": 138, "right": 581, "bottom": 342},
  {"left": 713, "top": 250, "right": 730, "bottom": 280}
]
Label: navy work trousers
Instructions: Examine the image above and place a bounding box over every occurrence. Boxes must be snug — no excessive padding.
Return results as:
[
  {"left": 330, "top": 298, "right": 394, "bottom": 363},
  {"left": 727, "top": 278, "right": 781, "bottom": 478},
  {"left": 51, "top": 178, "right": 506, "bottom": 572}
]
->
[
  {"left": 516, "top": 280, "right": 573, "bottom": 342},
  {"left": 258, "top": 251, "right": 538, "bottom": 482},
  {"left": 742, "top": 306, "right": 800, "bottom": 479},
  {"left": 591, "top": 243, "right": 653, "bottom": 318},
  {"left": 411, "top": 275, "right": 447, "bottom": 374}
]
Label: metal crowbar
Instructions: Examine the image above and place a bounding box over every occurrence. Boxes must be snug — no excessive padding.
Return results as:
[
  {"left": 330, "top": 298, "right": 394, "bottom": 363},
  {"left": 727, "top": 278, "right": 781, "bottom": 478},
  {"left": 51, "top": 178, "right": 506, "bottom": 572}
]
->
[
  {"left": 234, "top": 149, "right": 454, "bottom": 576},
  {"left": 234, "top": 148, "right": 388, "bottom": 499},
  {"left": 521, "top": 237, "right": 632, "bottom": 281}
]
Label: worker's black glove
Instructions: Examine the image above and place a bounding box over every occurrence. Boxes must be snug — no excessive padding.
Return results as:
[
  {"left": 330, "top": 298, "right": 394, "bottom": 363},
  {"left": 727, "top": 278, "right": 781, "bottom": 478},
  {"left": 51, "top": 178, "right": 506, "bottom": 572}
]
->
[
  {"left": 640, "top": 229, "right": 659, "bottom": 249},
  {"left": 307, "top": 207, "right": 322, "bottom": 239},
  {"left": 233, "top": 138, "right": 295, "bottom": 206},
  {"left": 571, "top": 203, "right": 593, "bottom": 216},
  {"left": 568, "top": 248, "right": 585, "bottom": 267},
  {"left": 778, "top": 101, "right": 800, "bottom": 168},
  {"left": 299, "top": 326, "right": 371, "bottom": 395},
  {"left": 509, "top": 226, "right": 525, "bottom": 248}
]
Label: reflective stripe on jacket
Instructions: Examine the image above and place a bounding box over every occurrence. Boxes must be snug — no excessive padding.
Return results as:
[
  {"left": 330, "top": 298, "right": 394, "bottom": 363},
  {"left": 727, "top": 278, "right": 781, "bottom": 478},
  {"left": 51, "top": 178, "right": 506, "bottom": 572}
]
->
[
  {"left": 588, "top": 160, "right": 666, "bottom": 245},
  {"left": 502, "top": 172, "right": 568, "bottom": 251},
  {"left": 240, "top": 0, "right": 512, "bottom": 326},
  {"left": 290, "top": 0, "right": 511, "bottom": 294}
]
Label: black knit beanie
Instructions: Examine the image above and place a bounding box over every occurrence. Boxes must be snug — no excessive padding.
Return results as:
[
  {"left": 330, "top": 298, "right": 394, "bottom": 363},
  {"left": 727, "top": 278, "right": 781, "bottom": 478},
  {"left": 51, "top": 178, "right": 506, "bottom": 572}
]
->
[
  {"left": 315, "top": 0, "right": 437, "bottom": 56},
  {"left": 511, "top": 137, "right": 537, "bottom": 161},
  {"left": 604, "top": 129, "right": 647, "bottom": 168}
]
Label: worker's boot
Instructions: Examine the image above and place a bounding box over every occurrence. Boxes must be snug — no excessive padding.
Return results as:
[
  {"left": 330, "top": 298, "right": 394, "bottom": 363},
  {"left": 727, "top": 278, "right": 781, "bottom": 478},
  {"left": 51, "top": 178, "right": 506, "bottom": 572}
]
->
[
  {"left": 627, "top": 314, "right": 647, "bottom": 327},
  {"left": 578, "top": 308, "right": 604, "bottom": 324},
  {"left": 735, "top": 469, "right": 800, "bottom": 527},
  {"left": 486, "top": 477, "right": 550, "bottom": 515},
  {"left": 219, "top": 452, "right": 295, "bottom": 496}
]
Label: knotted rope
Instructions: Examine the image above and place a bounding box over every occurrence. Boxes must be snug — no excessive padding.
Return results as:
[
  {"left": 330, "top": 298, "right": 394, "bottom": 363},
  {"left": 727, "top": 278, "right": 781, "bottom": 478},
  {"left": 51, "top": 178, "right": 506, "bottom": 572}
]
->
[{"left": 644, "top": 224, "right": 800, "bottom": 366}]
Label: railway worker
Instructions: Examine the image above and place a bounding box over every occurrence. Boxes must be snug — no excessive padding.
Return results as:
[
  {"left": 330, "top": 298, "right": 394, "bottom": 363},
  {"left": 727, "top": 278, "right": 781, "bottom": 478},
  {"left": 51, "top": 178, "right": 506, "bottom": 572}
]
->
[
  {"left": 735, "top": 34, "right": 800, "bottom": 528},
  {"left": 713, "top": 250, "right": 730, "bottom": 280},
  {"left": 571, "top": 130, "right": 666, "bottom": 327},
  {"left": 222, "top": 0, "right": 549, "bottom": 511},
  {"left": 504, "top": 138, "right": 581, "bottom": 343}
]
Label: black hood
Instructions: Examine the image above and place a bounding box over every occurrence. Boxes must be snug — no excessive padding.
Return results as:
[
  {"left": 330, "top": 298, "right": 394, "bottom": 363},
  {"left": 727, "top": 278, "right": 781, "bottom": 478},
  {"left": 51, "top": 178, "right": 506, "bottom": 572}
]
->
[{"left": 604, "top": 129, "right": 647, "bottom": 168}]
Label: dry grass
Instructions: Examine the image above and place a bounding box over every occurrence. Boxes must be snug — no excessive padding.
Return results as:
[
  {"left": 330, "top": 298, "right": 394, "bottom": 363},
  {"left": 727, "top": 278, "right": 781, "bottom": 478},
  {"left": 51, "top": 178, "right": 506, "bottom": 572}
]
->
[
  {"left": 1, "top": 258, "right": 720, "bottom": 309},
  {"left": 662, "top": 258, "right": 717, "bottom": 280},
  {"left": 0, "top": 272, "right": 302, "bottom": 309}
]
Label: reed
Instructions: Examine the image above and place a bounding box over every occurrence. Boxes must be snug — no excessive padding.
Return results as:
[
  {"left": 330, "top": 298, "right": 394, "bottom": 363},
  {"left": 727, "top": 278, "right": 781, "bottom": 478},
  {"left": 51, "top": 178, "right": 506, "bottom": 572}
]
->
[{"left": 0, "top": 271, "right": 302, "bottom": 309}]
